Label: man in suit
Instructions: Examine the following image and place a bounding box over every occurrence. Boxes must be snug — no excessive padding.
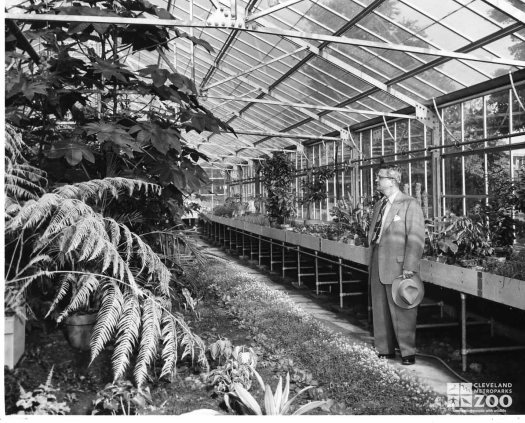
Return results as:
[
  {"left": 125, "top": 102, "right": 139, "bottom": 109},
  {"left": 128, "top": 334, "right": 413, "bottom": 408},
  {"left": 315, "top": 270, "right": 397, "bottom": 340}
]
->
[{"left": 368, "top": 165, "right": 425, "bottom": 365}]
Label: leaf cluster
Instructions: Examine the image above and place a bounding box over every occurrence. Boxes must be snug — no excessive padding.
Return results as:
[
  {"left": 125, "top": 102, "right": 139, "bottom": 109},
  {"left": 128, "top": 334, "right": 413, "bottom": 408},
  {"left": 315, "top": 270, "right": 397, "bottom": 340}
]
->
[
  {"left": 5, "top": 134, "right": 208, "bottom": 387},
  {"left": 92, "top": 380, "right": 152, "bottom": 415},
  {"left": 16, "top": 367, "right": 70, "bottom": 415}
]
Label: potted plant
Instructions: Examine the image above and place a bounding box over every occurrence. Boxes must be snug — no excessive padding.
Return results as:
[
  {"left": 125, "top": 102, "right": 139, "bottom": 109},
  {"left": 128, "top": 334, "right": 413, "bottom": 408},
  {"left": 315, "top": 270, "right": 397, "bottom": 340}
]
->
[
  {"left": 300, "top": 166, "right": 335, "bottom": 221},
  {"left": 259, "top": 153, "right": 296, "bottom": 227}
]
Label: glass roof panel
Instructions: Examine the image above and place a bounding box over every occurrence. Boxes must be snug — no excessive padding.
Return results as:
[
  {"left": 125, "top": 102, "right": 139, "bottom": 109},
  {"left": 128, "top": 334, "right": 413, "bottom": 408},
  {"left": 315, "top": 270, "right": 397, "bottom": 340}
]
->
[
  {"left": 393, "top": 0, "right": 462, "bottom": 21},
  {"left": 10, "top": 0, "right": 525, "bottom": 163}
]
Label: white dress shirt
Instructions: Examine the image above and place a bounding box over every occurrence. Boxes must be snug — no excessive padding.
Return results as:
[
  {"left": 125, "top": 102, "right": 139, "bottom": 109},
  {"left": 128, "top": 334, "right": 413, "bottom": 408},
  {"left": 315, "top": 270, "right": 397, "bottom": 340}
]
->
[{"left": 377, "top": 190, "right": 399, "bottom": 243}]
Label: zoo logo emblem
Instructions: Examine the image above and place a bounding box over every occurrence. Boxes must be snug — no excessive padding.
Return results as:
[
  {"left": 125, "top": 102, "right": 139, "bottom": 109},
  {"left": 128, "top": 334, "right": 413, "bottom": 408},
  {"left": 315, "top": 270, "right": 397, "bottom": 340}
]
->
[
  {"left": 447, "top": 383, "right": 513, "bottom": 412},
  {"left": 447, "top": 383, "right": 473, "bottom": 408}
]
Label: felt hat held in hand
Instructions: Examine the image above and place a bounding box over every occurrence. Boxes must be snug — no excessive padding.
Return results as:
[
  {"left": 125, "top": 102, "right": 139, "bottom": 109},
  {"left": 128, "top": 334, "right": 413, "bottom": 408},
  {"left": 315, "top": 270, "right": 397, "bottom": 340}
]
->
[{"left": 391, "top": 274, "right": 425, "bottom": 309}]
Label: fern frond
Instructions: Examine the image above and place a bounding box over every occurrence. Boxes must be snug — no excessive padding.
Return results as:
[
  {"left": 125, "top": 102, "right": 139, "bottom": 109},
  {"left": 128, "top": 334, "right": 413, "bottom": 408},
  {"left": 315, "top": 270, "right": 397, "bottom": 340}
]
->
[
  {"left": 45, "top": 365, "right": 55, "bottom": 389},
  {"left": 56, "top": 275, "right": 100, "bottom": 323},
  {"left": 90, "top": 281, "right": 124, "bottom": 363},
  {"left": 45, "top": 273, "right": 75, "bottom": 318},
  {"left": 105, "top": 218, "right": 121, "bottom": 247},
  {"left": 112, "top": 290, "right": 141, "bottom": 381},
  {"left": 5, "top": 173, "right": 44, "bottom": 201},
  {"left": 5, "top": 197, "right": 21, "bottom": 218},
  {"left": 53, "top": 177, "right": 161, "bottom": 204},
  {"left": 41, "top": 198, "right": 94, "bottom": 240},
  {"left": 134, "top": 294, "right": 162, "bottom": 387},
  {"left": 111, "top": 211, "right": 144, "bottom": 226},
  {"left": 5, "top": 124, "right": 47, "bottom": 201},
  {"left": 6, "top": 193, "right": 62, "bottom": 233},
  {"left": 131, "top": 233, "right": 171, "bottom": 295},
  {"left": 159, "top": 312, "right": 178, "bottom": 381}
]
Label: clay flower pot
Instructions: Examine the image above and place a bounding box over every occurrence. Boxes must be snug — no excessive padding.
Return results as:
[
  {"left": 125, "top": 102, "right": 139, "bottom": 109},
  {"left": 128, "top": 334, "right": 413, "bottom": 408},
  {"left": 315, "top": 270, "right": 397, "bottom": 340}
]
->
[{"left": 63, "top": 312, "right": 97, "bottom": 351}]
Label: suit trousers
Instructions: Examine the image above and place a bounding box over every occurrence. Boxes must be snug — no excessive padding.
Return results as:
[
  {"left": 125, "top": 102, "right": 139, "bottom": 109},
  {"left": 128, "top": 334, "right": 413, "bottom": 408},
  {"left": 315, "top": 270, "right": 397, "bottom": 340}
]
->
[{"left": 370, "top": 245, "right": 417, "bottom": 357}]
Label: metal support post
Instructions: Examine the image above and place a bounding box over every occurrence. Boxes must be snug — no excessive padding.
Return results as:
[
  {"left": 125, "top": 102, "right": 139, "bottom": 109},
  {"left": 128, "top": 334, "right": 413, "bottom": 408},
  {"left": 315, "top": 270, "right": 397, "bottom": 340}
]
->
[
  {"left": 315, "top": 251, "right": 319, "bottom": 295},
  {"left": 270, "top": 241, "right": 274, "bottom": 272},
  {"left": 297, "top": 246, "right": 302, "bottom": 286},
  {"left": 258, "top": 235, "right": 262, "bottom": 266},
  {"left": 282, "top": 242, "right": 286, "bottom": 278},
  {"left": 461, "top": 293, "right": 467, "bottom": 372},
  {"left": 338, "top": 258, "right": 343, "bottom": 309}
]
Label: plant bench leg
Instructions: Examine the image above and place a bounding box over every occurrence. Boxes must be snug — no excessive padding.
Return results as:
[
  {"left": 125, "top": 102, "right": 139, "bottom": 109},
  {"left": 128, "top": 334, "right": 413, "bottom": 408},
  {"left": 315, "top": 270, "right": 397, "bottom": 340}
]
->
[
  {"left": 297, "top": 246, "right": 302, "bottom": 286},
  {"left": 315, "top": 251, "right": 319, "bottom": 295},
  {"left": 258, "top": 236, "right": 262, "bottom": 266},
  {"left": 461, "top": 293, "right": 467, "bottom": 372}
]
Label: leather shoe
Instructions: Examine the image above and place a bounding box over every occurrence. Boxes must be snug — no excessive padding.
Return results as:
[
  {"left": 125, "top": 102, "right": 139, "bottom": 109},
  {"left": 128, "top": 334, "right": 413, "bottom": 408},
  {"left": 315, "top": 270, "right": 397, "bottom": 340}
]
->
[
  {"left": 401, "top": 355, "right": 416, "bottom": 365},
  {"left": 377, "top": 353, "right": 395, "bottom": 359}
]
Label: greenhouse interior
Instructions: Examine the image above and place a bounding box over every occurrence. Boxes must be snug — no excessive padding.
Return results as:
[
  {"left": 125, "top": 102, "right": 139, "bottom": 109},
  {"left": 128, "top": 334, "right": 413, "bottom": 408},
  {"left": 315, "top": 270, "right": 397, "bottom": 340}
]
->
[{"left": 4, "top": 0, "right": 525, "bottom": 416}]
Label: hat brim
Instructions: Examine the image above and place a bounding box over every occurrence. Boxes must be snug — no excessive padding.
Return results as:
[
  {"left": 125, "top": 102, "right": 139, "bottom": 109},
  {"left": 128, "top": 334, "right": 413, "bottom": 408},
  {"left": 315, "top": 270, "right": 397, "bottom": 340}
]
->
[{"left": 391, "top": 275, "right": 425, "bottom": 309}]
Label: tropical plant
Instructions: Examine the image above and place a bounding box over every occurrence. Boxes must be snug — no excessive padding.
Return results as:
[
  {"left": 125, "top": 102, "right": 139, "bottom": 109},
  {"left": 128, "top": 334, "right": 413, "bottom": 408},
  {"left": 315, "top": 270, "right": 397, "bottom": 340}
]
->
[
  {"left": 300, "top": 166, "right": 335, "bottom": 219},
  {"left": 427, "top": 215, "right": 493, "bottom": 262},
  {"left": 6, "top": 0, "right": 235, "bottom": 233},
  {"left": 329, "top": 199, "right": 369, "bottom": 245},
  {"left": 207, "top": 338, "right": 233, "bottom": 364},
  {"left": 16, "top": 366, "right": 70, "bottom": 415},
  {"left": 224, "top": 369, "right": 327, "bottom": 415},
  {"left": 206, "top": 345, "right": 258, "bottom": 393},
  {"left": 92, "top": 380, "right": 152, "bottom": 415},
  {"left": 5, "top": 130, "right": 208, "bottom": 387},
  {"left": 259, "top": 152, "right": 296, "bottom": 225}
]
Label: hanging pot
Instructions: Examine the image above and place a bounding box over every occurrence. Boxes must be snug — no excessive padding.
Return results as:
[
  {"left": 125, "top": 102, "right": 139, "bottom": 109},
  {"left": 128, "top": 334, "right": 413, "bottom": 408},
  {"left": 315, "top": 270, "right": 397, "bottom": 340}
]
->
[{"left": 63, "top": 312, "right": 97, "bottom": 351}]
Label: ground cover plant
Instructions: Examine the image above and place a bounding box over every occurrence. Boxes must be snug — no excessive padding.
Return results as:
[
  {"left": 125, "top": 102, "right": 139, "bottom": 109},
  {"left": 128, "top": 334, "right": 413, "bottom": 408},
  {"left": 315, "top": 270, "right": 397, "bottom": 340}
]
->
[
  {"left": 188, "top": 262, "right": 450, "bottom": 415},
  {"left": 6, "top": 250, "right": 452, "bottom": 415}
]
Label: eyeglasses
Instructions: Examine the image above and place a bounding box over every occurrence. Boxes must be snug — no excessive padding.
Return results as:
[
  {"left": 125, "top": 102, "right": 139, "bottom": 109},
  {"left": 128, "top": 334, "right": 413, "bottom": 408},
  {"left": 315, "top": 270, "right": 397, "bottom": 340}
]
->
[{"left": 376, "top": 175, "right": 394, "bottom": 180}]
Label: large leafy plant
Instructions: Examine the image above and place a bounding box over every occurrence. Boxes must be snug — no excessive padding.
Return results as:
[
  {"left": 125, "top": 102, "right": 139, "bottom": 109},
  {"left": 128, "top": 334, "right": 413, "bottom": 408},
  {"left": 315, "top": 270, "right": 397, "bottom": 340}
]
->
[
  {"left": 6, "top": 0, "right": 234, "bottom": 224},
  {"left": 259, "top": 152, "right": 296, "bottom": 225},
  {"left": 5, "top": 127, "right": 207, "bottom": 387}
]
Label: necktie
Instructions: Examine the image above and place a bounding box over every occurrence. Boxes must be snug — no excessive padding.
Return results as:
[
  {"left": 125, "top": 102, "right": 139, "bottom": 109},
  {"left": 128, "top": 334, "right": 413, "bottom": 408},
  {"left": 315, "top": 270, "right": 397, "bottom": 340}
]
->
[{"left": 371, "top": 197, "right": 388, "bottom": 244}]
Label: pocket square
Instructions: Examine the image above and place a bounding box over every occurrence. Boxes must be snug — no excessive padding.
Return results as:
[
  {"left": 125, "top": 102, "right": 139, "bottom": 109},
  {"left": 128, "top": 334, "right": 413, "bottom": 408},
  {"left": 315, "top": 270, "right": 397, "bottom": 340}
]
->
[{"left": 393, "top": 215, "right": 401, "bottom": 221}]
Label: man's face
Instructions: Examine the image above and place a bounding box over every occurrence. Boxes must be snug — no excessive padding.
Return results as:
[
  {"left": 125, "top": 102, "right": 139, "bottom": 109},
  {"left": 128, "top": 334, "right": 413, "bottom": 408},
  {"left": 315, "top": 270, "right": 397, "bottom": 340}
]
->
[{"left": 375, "top": 169, "right": 395, "bottom": 194}]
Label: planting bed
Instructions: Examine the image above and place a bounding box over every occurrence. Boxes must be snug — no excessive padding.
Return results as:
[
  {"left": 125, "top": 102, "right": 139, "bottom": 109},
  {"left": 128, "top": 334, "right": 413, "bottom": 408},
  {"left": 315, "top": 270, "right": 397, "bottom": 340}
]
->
[{"left": 5, "top": 257, "right": 453, "bottom": 416}]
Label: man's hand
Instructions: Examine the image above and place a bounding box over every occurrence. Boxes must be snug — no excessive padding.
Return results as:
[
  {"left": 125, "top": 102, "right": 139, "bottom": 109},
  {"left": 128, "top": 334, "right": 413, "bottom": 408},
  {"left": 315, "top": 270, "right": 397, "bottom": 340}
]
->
[{"left": 402, "top": 270, "right": 414, "bottom": 279}]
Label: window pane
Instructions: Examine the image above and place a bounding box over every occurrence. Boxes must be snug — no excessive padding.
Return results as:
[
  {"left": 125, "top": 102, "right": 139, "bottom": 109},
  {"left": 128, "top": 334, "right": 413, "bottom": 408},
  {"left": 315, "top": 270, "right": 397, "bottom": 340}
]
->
[
  {"left": 411, "top": 120, "right": 425, "bottom": 157},
  {"left": 444, "top": 197, "right": 463, "bottom": 217},
  {"left": 488, "top": 150, "right": 511, "bottom": 196},
  {"left": 464, "top": 154, "right": 485, "bottom": 195},
  {"left": 463, "top": 97, "right": 484, "bottom": 151},
  {"left": 384, "top": 124, "right": 395, "bottom": 157},
  {"left": 397, "top": 120, "right": 409, "bottom": 159},
  {"left": 443, "top": 104, "right": 461, "bottom": 153},
  {"left": 512, "top": 85, "right": 525, "bottom": 133},
  {"left": 443, "top": 156, "right": 462, "bottom": 196},
  {"left": 362, "top": 130, "right": 371, "bottom": 159},
  {"left": 486, "top": 90, "right": 510, "bottom": 143},
  {"left": 372, "top": 128, "right": 382, "bottom": 158}
]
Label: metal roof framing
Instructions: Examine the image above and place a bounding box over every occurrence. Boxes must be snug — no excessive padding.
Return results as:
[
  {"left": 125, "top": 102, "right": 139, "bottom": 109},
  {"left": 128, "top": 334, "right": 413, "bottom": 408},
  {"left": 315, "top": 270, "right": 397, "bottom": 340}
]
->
[{"left": 6, "top": 0, "right": 525, "bottom": 167}]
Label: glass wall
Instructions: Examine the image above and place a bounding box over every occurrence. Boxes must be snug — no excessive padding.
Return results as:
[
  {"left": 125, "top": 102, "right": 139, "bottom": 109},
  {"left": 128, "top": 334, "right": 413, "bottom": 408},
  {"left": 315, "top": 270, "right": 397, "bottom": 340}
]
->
[{"left": 221, "top": 82, "right": 525, "bottom": 235}]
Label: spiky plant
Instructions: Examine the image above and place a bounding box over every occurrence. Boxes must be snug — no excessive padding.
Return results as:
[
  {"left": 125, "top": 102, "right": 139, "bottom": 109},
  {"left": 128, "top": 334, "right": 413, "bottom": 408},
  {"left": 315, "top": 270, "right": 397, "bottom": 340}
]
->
[{"left": 4, "top": 125, "right": 208, "bottom": 386}]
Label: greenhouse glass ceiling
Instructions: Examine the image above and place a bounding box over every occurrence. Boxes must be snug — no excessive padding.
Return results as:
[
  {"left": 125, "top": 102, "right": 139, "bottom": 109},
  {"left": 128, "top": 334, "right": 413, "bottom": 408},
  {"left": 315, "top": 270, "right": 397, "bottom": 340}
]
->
[{"left": 6, "top": 0, "right": 525, "bottom": 167}]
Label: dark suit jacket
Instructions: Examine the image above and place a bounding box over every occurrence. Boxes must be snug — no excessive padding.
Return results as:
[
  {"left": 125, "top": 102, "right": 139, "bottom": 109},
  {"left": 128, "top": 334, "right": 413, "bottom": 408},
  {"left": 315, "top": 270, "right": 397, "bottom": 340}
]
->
[{"left": 368, "top": 191, "right": 425, "bottom": 284}]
